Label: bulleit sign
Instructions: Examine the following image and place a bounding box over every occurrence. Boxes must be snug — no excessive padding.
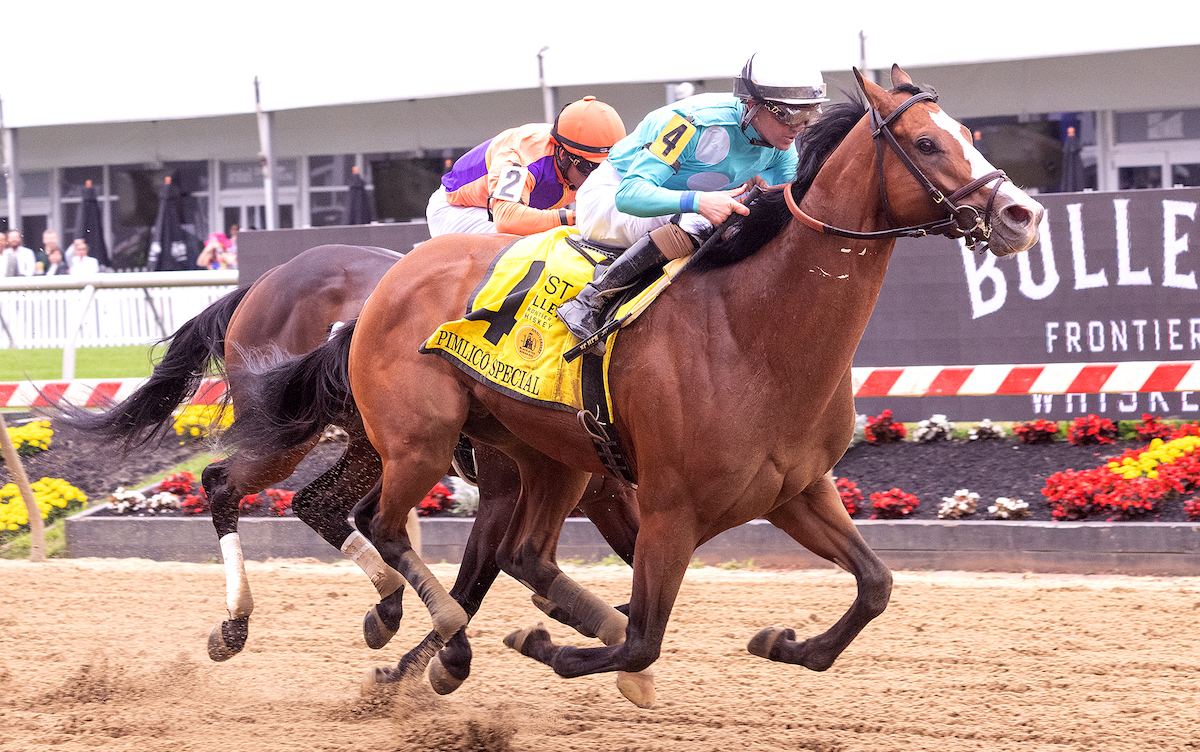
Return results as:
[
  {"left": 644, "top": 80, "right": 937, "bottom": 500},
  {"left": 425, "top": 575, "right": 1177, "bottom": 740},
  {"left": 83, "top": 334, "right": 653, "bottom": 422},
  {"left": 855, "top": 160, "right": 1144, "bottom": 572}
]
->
[{"left": 853, "top": 187, "right": 1199, "bottom": 421}]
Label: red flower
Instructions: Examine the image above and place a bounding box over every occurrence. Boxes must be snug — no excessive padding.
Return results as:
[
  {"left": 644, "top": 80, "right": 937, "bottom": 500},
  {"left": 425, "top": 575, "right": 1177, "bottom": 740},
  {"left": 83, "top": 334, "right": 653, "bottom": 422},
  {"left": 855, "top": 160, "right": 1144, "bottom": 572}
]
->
[
  {"left": 869, "top": 487, "right": 920, "bottom": 519},
  {"left": 836, "top": 477, "right": 862, "bottom": 516},
  {"left": 159, "top": 471, "right": 198, "bottom": 496},
  {"left": 1067, "top": 414, "right": 1117, "bottom": 446},
  {"left": 418, "top": 482, "right": 453, "bottom": 516},
  {"left": 1014, "top": 419, "right": 1060, "bottom": 445},
  {"left": 181, "top": 491, "right": 209, "bottom": 515},
  {"left": 865, "top": 410, "right": 907, "bottom": 445},
  {"left": 1136, "top": 413, "right": 1174, "bottom": 441}
]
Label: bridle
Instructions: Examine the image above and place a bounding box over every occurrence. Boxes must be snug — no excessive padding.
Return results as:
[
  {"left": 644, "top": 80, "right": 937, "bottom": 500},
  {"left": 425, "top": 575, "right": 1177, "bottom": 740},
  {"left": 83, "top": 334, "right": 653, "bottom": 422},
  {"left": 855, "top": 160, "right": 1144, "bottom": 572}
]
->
[{"left": 783, "top": 89, "right": 1008, "bottom": 252}]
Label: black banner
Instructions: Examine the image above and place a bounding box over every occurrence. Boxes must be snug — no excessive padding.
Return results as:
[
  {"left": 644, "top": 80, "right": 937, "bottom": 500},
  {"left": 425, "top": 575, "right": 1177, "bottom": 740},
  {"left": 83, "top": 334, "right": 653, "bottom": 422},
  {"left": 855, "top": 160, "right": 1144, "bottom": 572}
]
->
[{"left": 854, "top": 188, "right": 1200, "bottom": 421}]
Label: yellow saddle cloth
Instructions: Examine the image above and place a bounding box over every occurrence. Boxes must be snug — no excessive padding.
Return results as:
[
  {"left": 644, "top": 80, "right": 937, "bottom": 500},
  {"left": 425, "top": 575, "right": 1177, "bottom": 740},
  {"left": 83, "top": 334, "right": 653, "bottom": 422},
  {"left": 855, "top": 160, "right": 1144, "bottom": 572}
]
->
[{"left": 420, "top": 226, "right": 680, "bottom": 413}]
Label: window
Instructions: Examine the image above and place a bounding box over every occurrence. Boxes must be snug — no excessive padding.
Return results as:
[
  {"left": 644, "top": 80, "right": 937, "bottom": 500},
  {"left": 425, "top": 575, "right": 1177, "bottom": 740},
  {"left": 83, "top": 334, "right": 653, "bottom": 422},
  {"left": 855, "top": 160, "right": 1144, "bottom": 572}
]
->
[
  {"left": 1171, "top": 163, "right": 1200, "bottom": 187},
  {"left": 1118, "top": 165, "right": 1162, "bottom": 190},
  {"left": 220, "top": 159, "right": 297, "bottom": 190},
  {"left": 366, "top": 149, "right": 465, "bottom": 223},
  {"left": 309, "top": 154, "right": 356, "bottom": 226},
  {"left": 1115, "top": 109, "right": 1200, "bottom": 143}
]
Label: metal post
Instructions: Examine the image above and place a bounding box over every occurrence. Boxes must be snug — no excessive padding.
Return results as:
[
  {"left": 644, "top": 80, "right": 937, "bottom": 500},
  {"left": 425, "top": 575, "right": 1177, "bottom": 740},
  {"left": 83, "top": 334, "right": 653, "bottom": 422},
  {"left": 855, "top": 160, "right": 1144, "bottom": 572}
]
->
[
  {"left": 1, "top": 98, "right": 20, "bottom": 233},
  {"left": 255, "top": 77, "right": 278, "bottom": 231},
  {"left": 537, "top": 47, "right": 556, "bottom": 124},
  {"left": 61, "top": 283, "right": 97, "bottom": 380}
]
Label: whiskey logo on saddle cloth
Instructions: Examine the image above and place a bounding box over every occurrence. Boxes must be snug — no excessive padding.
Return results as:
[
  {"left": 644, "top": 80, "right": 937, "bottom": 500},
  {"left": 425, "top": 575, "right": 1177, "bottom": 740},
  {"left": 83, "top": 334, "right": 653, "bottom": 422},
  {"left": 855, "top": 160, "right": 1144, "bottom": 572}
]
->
[{"left": 421, "top": 226, "right": 604, "bottom": 411}]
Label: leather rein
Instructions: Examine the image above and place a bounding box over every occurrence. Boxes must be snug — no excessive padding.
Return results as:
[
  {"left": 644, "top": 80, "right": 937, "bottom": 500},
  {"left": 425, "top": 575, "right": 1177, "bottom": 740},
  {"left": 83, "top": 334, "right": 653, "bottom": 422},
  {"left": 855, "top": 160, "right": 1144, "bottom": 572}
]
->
[{"left": 783, "top": 90, "right": 1008, "bottom": 252}]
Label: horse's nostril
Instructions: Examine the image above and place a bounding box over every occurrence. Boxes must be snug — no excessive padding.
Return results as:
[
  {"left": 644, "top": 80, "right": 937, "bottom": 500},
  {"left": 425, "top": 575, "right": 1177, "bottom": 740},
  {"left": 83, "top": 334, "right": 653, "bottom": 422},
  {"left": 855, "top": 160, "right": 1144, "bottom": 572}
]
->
[{"left": 1005, "top": 205, "right": 1035, "bottom": 226}]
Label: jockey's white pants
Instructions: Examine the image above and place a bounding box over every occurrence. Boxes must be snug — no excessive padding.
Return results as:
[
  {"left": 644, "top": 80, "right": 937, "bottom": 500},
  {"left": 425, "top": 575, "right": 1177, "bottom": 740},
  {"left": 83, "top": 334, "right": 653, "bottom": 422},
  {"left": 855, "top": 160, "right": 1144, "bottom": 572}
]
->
[
  {"left": 575, "top": 161, "right": 711, "bottom": 249},
  {"left": 426, "top": 187, "right": 495, "bottom": 236}
]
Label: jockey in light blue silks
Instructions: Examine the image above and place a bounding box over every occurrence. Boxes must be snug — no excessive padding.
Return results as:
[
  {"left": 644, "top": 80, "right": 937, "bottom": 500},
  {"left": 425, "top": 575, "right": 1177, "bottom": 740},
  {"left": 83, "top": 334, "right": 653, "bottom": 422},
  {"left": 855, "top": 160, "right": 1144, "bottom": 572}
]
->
[{"left": 557, "top": 50, "right": 830, "bottom": 342}]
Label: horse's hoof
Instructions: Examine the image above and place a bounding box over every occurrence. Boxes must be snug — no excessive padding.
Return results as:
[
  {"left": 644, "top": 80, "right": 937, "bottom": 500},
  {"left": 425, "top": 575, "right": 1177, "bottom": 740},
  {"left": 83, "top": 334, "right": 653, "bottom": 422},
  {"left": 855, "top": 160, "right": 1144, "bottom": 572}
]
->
[
  {"left": 206, "top": 616, "right": 249, "bottom": 662},
  {"left": 502, "top": 622, "right": 546, "bottom": 654},
  {"left": 427, "top": 655, "right": 466, "bottom": 695},
  {"left": 363, "top": 605, "right": 399, "bottom": 650},
  {"left": 747, "top": 624, "right": 795, "bottom": 661},
  {"left": 616, "top": 669, "right": 655, "bottom": 709}
]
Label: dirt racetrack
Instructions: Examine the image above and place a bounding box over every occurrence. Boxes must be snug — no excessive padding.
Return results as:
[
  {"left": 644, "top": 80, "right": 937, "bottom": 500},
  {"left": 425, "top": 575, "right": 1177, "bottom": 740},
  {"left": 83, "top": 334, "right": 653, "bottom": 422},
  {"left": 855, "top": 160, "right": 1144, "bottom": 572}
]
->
[{"left": 1, "top": 560, "right": 1198, "bottom": 752}]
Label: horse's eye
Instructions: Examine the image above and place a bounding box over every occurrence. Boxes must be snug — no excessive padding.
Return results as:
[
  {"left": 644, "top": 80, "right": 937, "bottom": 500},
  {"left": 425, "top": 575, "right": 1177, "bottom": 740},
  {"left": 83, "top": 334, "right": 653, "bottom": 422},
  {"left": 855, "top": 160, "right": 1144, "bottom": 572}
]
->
[{"left": 916, "top": 138, "right": 938, "bottom": 155}]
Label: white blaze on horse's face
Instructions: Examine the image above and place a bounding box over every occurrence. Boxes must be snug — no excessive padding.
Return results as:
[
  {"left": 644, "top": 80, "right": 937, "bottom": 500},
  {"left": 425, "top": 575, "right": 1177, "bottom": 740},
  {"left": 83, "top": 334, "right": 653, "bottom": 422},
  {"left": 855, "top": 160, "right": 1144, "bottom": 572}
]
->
[{"left": 931, "top": 109, "right": 1045, "bottom": 255}]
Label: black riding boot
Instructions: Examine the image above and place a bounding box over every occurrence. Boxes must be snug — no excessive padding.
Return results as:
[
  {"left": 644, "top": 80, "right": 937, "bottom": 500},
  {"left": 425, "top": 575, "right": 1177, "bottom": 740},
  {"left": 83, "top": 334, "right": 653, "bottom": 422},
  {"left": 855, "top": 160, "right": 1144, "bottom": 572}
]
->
[{"left": 557, "top": 234, "right": 668, "bottom": 341}]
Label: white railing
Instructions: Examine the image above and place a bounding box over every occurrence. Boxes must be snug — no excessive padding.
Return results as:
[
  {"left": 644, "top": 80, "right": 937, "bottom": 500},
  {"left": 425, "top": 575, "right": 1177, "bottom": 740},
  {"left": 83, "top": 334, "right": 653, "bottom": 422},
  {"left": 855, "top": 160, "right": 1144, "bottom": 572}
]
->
[{"left": 0, "top": 271, "right": 239, "bottom": 378}]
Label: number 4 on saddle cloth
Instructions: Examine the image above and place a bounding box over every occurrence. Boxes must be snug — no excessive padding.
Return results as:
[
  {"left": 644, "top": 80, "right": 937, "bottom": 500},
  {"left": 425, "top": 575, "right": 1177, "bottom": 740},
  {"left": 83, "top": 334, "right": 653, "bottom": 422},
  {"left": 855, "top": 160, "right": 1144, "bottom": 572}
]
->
[{"left": 420, "top": 225, "right": 682, "bottom": 484}]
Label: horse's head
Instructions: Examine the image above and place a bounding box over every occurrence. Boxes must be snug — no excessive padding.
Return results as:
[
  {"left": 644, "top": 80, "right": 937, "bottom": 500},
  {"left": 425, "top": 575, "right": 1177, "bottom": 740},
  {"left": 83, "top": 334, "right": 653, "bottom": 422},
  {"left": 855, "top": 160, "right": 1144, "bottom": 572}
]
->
[{"left": 854, "top": 65, "right": 1044, "bottom": 257}]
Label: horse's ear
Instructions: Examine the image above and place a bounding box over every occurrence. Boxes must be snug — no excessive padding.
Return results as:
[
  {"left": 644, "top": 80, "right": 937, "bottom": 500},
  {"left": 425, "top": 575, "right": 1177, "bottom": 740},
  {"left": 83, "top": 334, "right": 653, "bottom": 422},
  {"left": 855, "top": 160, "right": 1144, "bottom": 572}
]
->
[
  {"left": 890, "top": 64, "right": 913, "bottom": 89},
  {"left": 853, "top": 67, "right": 888, "bottom": 109}
]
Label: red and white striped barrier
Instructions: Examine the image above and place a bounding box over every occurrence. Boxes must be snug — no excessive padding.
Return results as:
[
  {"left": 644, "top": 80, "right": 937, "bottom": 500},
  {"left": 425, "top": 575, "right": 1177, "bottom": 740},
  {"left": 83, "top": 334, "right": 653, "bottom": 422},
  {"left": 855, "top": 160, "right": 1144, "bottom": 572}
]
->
[
  {"left": 4, "top": 363, "right": 1198, "bottom": 407},
  {"left": 852, "top": 361, "right": 1200, "bottom": 397},
  {"left": 0, "top": 378, "right": 226, "bottom": 408}
]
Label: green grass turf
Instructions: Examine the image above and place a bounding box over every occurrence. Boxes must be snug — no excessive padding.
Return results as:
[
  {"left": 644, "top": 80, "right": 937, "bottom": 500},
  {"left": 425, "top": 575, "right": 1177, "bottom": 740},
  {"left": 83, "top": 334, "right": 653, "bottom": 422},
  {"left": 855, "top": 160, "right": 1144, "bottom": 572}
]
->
[{"left": 0, "top": 344, "right": 165, "bottom": 381}]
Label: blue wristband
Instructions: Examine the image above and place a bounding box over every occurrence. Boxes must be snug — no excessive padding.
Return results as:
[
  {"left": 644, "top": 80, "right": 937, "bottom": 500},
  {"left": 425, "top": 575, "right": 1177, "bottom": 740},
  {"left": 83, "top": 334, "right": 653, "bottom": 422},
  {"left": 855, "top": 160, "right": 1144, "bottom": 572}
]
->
[{"left": 679, "top": 191, "right": 699, "bottom": 214}]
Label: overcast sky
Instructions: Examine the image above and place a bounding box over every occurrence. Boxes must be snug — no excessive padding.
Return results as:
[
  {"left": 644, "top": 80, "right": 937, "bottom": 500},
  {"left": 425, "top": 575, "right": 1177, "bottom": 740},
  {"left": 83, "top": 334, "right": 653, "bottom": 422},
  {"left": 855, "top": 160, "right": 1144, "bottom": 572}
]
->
[{"left": 2, "top": 0, "right": 1197, "bottom": 127}]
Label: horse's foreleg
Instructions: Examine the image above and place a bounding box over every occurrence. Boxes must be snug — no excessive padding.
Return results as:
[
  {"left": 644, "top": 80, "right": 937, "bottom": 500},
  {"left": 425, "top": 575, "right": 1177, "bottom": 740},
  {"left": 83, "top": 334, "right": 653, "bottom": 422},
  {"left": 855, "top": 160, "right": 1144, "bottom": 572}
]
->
[
  {"left": 408, "top": 443, "right": 515, "bottom": 694},
  {"left": 497, "top": 459, "right": 659, "bottom": 707},
  {"left": 574, "top": 474, "right": 639, "bottom": 567},
  {"left": 753, "top": 474, "right": 892, "bottom": 670},
  {"left": 506, "top": 507, "right": 696, "bottom": 709},
  {"left": 363, "top": 449, "right": 468, "bottom": 685},
  {"left": 345, "top": 482, "right": 407, "bottom": 650}
]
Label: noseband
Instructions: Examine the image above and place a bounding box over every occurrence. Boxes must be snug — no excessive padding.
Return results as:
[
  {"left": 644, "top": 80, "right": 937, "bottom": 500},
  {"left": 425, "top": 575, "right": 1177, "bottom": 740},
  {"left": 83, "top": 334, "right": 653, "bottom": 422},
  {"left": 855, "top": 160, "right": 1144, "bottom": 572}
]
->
[{"left": 784, "top": 90, "right": 1008, "bottom": 252}]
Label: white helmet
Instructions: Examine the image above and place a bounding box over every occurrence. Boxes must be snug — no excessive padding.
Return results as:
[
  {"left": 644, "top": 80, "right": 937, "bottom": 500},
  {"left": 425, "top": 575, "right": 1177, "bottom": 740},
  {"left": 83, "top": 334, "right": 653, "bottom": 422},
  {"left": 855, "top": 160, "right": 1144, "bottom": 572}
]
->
[{"left": 734, "top": 51, "right": 829, "bottom": 106}]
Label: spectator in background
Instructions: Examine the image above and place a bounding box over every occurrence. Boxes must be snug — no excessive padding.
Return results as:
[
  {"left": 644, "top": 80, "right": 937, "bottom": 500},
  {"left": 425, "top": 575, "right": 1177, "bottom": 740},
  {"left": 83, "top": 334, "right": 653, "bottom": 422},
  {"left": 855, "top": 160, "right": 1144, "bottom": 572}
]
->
[
  {"left": 197, "top": 231, "right": 237, "bottom": 269},
  {"left": 68, "top": 238, "right": 101, "bottom": 276},
  {"left": 43, "top": 246, "right": 69, "bottom": 275},
  {"left": 37, "top": 230, "right": 62, "bottom": 275},
  {"left": 3, "top": 230, "right": 37, "bottom": 276}
]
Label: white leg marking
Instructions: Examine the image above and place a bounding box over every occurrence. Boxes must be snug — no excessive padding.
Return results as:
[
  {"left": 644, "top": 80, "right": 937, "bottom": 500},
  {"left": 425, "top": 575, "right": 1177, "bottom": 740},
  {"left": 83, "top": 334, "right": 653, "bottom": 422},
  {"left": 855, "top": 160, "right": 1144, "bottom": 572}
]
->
[{"left": 220, "top": 533, "right": 254, "bottom": 619}]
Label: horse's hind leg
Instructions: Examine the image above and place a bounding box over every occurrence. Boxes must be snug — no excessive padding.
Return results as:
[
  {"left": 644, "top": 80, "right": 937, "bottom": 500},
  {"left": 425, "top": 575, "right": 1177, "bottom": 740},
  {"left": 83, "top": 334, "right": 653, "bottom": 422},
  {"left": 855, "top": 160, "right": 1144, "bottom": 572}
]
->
[
  {"left": 751, "top": 473, "right": 892, "bottom": 670},
  {"left": 203, "top": 441, "right": 316, "bottom": 662},
  {"left": 288, "top": 434, "right": 407, "bottom": 650}
]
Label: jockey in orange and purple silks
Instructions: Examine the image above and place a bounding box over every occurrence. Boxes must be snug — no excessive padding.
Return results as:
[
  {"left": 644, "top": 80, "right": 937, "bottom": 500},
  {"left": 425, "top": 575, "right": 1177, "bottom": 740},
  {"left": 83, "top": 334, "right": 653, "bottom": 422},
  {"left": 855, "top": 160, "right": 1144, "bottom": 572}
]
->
[{"left": 426, "top": 96, "right": 626, "bottom": 237}]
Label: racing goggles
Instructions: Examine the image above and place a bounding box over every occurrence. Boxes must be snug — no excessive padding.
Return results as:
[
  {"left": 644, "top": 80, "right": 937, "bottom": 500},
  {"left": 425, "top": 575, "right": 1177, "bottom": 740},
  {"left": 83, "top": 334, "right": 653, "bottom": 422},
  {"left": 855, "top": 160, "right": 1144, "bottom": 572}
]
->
[
  {"left": 761, "top": 100, "right": 821, "bottom": 127},
  {"left": 572, "top": 155, "right": 602, "bottom": 177}
]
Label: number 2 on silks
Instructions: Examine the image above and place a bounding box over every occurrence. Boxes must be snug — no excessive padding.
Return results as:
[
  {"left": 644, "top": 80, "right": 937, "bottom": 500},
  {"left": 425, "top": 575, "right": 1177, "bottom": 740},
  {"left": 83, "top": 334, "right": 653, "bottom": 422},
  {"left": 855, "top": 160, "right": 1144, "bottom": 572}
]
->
[
  {"left": 492, "top": 164, "right": 529, "bottom": 203},
  {"left": 648, "top": 114, "right": 697, "bottom": 165}
]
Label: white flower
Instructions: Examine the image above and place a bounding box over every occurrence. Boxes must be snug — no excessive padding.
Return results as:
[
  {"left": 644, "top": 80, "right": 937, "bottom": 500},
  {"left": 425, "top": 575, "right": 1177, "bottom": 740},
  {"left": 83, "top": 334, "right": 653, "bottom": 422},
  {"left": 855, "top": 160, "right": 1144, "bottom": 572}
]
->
[
  {"left": 445, "top": 476, "right": 480, "bottom": 517},
  {"left": 914, "top": 414, "right": 955, "bottom": 444},
  {"left": 938, "top": 488, "right": 979, "bottom": 519},
  {"left": 988, "top": 497, "right": 1029, "bottom": 519},
  {"left": 969, "top": 419, "right": 1006, "bottom": 441}
]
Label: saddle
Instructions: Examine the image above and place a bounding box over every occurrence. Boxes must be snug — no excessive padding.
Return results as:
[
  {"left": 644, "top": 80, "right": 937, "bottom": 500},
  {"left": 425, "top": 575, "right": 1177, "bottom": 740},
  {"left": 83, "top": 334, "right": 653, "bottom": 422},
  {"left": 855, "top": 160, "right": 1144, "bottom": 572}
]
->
[{"left": 420, "top": 227, "right": 676, "bottom": 484}]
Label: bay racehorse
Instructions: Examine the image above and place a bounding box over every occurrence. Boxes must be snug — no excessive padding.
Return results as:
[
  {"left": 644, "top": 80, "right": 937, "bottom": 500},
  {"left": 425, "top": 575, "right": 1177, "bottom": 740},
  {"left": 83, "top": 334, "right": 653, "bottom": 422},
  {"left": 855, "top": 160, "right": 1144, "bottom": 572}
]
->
[
  {"left": 228, "top": 67, "right": 1044, "bottom": 707},
  {"left": 59, "top": 243, "right": 639, "bottom": 690}
]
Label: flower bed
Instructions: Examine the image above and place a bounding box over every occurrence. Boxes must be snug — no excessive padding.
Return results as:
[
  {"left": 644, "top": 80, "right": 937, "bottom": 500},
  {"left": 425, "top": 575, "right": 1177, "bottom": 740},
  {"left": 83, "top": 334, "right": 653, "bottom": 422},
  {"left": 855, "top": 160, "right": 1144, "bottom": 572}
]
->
[{"left": 835, "top": 413, "right": 1200, "bottom": 523}]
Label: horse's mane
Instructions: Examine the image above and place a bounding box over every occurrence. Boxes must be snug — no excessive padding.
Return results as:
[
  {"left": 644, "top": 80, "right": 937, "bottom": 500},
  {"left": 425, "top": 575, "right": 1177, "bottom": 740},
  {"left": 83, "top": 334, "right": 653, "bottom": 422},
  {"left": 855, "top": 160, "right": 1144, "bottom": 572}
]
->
[{"left": 692, "top": 93, "right": 868, "bottom": 270}]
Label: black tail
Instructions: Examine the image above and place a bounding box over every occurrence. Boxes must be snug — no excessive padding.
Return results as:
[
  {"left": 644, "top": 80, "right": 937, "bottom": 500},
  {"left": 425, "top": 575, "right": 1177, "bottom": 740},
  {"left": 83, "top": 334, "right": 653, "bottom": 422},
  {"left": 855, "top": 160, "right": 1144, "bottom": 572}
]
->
[
  {"left": 223, "top": 319, "right": 358, "bottom": 460},
  {"left": 57, "top": 286, "right": 250, "bottom": 450}
]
